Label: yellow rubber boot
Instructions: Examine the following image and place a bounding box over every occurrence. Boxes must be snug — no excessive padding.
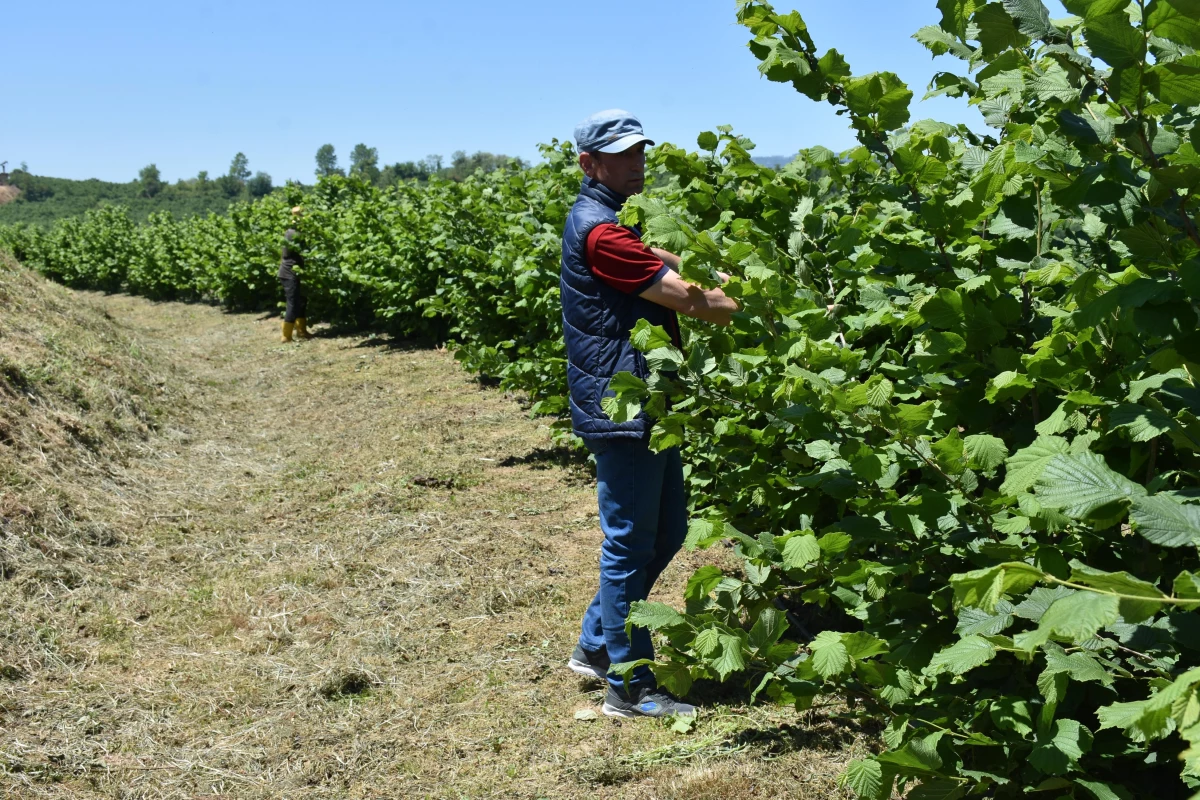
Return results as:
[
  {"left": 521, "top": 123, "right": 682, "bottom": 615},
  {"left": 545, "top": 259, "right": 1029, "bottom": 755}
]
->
[
  {"left": 295, "top": 318, "right": 314, "bottom": 340},
  {"left": 281, "top": 321, "right": 295, "bottom": 342}
]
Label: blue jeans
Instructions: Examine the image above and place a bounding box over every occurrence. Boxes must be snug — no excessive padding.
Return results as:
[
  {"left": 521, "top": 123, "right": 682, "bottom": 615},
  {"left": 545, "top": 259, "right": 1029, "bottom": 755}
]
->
[{"left": 578, "top": 437, "right": 688, "bottom": 691}]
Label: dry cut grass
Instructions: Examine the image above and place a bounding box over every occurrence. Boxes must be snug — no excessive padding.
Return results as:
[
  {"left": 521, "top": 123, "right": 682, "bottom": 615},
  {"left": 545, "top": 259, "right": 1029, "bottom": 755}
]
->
[
  {"left": 0, "top": 252, "right": 170, "bottom": 604},
  {"left": 0, "top": 265, "right": 875, "bottom": 798}
]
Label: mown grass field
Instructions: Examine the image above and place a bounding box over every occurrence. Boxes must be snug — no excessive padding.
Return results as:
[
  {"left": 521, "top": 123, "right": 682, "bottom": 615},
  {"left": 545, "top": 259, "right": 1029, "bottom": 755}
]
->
[{"left": 0, "top": 261, "right": 875, "bottom": 798}]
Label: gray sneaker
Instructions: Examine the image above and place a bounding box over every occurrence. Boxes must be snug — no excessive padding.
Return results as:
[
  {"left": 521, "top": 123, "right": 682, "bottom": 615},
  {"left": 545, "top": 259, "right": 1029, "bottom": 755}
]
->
[
  {"left": 567, "top": 643, "right": 610, "bottom": 680},
  {"left": 602, "top": 685, "right": 697, "bottom": 718}
]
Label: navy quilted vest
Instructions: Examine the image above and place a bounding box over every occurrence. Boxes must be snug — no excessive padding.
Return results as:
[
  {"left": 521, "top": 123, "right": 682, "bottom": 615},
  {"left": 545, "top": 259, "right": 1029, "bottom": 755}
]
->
[{"left": 560, "top": 178, "right": 676, "bottom": 442}]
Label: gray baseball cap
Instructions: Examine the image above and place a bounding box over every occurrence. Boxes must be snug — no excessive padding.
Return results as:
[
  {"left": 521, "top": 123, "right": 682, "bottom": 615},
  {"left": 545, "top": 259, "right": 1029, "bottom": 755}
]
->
[{"left": 574, "top": 109, "right": 655, "bottom": 154}]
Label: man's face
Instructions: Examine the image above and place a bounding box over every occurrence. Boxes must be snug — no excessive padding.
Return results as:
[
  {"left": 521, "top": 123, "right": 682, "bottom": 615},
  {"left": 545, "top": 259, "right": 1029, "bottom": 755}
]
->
[{"left": 580, "top": 142, "right": 646, "bottom": 197}]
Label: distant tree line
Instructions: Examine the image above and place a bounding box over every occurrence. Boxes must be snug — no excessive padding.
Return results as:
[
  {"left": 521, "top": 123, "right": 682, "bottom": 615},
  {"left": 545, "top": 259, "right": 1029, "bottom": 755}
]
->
[
  {"left": 158, "top": 152, "right": 275, "bottom": 200},
  {"left": 2, "top": 144, "right": 528, "bottom": 227},
  {"left": 314, "top": 143, "right": 527, "bottom": 186},
  {"left": 8, "top": 169, "right": 55, "bottom": 202}
]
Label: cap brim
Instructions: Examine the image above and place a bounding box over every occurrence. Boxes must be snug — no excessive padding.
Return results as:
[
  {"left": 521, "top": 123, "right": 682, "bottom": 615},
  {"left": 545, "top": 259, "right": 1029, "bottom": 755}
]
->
[{"left": 595, "top": 133, "right": 655, "bottom": 154}]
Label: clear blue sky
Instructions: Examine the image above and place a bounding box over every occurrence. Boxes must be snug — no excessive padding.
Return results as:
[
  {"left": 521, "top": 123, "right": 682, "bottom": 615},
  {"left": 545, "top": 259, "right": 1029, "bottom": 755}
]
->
[{"left": 7, "top": 0, "right": 1066, "bottom": 184}]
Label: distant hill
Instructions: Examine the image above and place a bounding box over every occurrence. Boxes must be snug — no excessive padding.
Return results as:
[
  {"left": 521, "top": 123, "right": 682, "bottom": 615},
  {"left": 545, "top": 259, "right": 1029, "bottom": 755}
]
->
[
  {"left": 753, "top": 155, "right": 797, "bottom": 169},
  {"left": 0, "top": 172, "right": 244, "bottom": 227}
]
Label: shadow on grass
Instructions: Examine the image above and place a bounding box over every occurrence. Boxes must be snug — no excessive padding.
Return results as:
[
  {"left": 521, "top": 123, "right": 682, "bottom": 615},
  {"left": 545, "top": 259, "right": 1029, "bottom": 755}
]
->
[
  {"left": 685, "top": 672, "right": 881, "bottom": 745},
  {"left": 250, "top": 309, "right": 441, "bottom": 351},
  {"left": 571, "top": 676, "right": 876, "bottom": 787},
  {"left": 570, "top": 694, "right": 872, "bottom": 787},
  {"left": 728, "top": 713, "right": 875, "bottom": 756},
  {"left": 349, "top": 332, "right": 437, "bottom": 352},
  {"left": 501, "top": 444, "right": 593, "bottom": 475}
]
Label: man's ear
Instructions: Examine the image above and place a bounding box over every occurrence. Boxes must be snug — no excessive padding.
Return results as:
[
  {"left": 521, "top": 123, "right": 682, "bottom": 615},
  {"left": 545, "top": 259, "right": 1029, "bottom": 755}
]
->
[{"left": 579, "top": 151, "right": 599, "bottom": 178}]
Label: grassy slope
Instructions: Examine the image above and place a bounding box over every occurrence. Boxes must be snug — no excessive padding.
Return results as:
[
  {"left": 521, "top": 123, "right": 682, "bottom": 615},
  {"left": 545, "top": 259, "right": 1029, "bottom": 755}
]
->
[
  {"left": 0, "top": 253, "right": 169, "bottom": 581},
  {"left": 0, "top": 269, "right": 871, "bottom": 798}
]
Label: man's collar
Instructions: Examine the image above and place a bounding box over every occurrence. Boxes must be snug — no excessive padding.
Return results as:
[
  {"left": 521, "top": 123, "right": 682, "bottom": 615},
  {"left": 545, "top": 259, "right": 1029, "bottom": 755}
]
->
[{"left": 582, "top": 176, "right": 627, "bottom": 209}]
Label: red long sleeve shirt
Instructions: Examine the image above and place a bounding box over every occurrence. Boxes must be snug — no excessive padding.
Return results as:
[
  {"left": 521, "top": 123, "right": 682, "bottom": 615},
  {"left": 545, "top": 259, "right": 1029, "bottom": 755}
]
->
[
  {"left": 585, "top": 223, "right": 681, "bottom": 345},
  {"left": 585, "top": 223, "right": 669, "bottom": 293}
]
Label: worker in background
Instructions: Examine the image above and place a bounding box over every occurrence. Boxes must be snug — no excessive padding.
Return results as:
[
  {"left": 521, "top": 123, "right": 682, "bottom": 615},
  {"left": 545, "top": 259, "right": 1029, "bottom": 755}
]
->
[{"left": 279, "top": 206, "right": 313, "bottom": 342}]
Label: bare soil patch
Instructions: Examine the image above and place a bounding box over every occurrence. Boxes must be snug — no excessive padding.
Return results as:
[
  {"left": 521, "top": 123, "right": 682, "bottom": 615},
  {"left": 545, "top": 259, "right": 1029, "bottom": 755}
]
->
[
  {"left": 0, "top": 187, "right": 18, "bottom": 207},
  {"left": 0, "top": 278, "right": 869, "bottom": 798}
]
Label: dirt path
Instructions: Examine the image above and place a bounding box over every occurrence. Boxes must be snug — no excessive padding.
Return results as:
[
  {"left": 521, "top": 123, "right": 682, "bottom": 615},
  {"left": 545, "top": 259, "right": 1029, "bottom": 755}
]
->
[{"left": 1, "top": 294, "right": 866, "bottom": 799}]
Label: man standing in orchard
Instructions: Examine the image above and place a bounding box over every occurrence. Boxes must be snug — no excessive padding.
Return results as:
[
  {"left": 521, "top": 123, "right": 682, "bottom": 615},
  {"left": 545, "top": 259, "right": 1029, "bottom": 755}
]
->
[
  {"left": 562, "top": 110, "right": 738, "bottom": 718},
  {"left": 279, "top": 206, "right": 314, "bottom": 343}
]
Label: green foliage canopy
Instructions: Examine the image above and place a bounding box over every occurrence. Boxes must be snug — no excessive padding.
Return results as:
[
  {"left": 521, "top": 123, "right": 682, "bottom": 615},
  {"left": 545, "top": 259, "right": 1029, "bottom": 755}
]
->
[{"left": 601, "top": 0, "right": 1200, "bottom": 796}]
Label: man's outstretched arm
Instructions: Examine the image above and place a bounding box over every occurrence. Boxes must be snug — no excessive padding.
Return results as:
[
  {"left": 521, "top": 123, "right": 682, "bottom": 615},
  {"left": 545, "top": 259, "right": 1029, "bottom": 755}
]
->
[
  {"left": 650, "top": 247, "right": 832, "bottom": 315},
  {"left": 650, "top": 248, "right": 729, "bottom": 283},
  {"left": 650, "top": 248, "right": 680, "bottom": 271},
  {"left": 640, "top": 270, "right": 738, "bottom": 327}
]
